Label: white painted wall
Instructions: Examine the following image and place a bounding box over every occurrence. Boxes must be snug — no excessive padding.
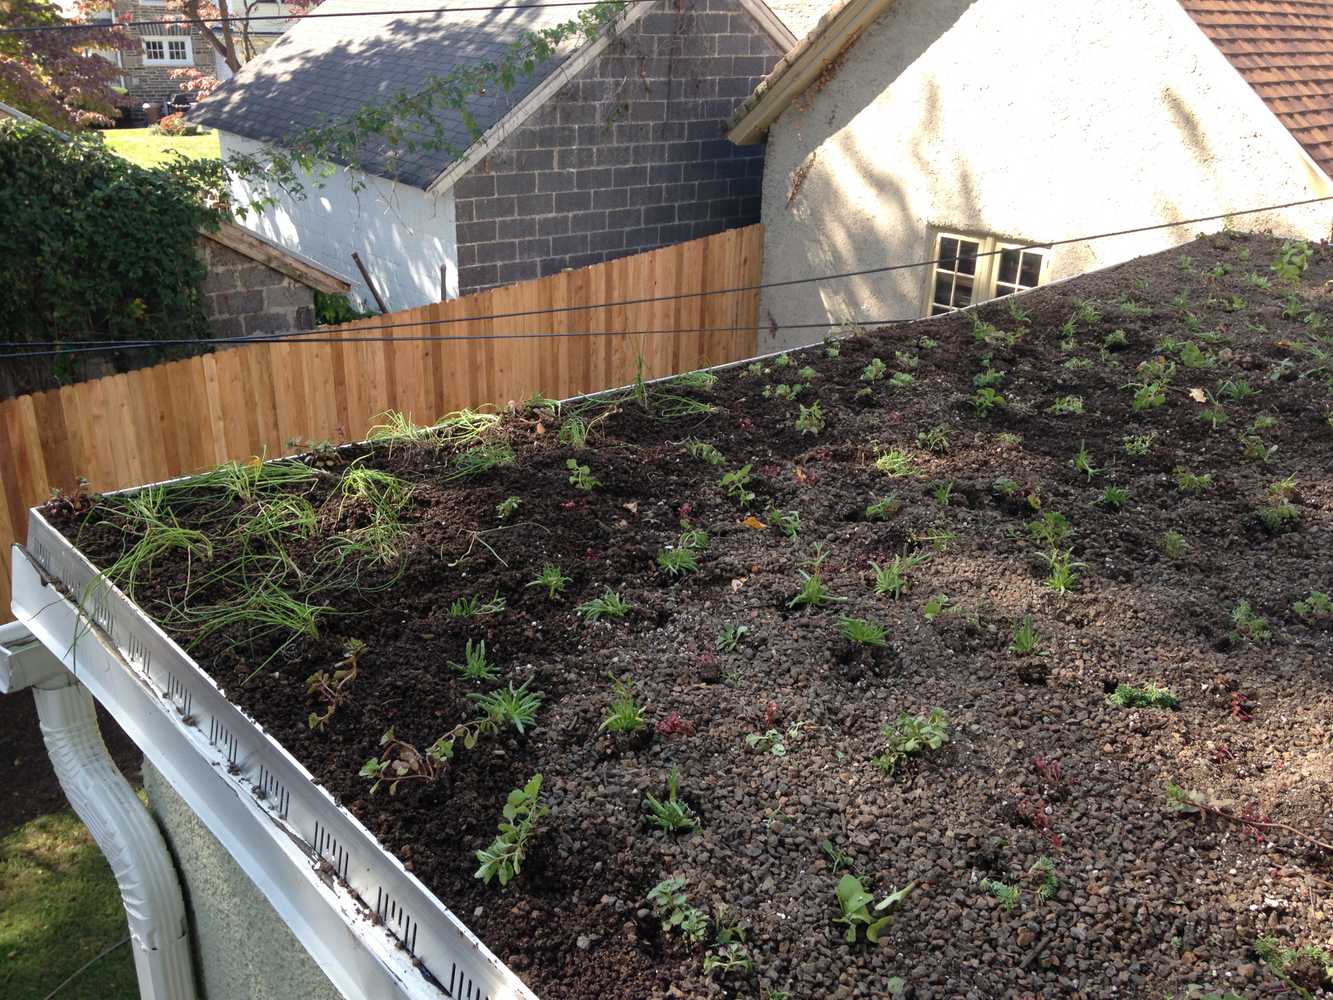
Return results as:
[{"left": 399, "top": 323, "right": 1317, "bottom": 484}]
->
[
  {"left": 756, "top": 0, "right": 1333, "bottom": 350},
  {"left": 219, "top": 131, "right": 458, "bottom": 311}
]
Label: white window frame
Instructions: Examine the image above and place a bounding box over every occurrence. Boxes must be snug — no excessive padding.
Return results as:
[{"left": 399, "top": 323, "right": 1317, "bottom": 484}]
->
[
  {"left": 922, "top": 228, "right": 1050, "bottom": 317},
  {"left": 142, "top": 34, "right": 193, "bottom": 65}
]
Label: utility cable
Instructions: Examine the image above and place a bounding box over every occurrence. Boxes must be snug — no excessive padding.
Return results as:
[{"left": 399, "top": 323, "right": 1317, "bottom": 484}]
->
[{"left": 2, "top": 192, "right": 1330, "bottom": 360}]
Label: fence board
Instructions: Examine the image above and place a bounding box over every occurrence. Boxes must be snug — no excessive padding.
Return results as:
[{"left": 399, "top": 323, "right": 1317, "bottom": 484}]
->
[{"left": 0, "top": 225, "right": 762, "bottom": 620}]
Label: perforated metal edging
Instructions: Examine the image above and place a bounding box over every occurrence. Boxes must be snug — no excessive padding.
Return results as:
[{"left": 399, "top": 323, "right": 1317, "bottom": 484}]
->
[{"left": 11, "top": 519, "right": 536, "bottom": 1000}]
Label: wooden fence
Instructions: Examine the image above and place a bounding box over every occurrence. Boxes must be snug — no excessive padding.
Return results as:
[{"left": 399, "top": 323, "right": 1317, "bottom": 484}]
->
[{"left": 0, "top": 224, "right": 762, "bottom": 620}]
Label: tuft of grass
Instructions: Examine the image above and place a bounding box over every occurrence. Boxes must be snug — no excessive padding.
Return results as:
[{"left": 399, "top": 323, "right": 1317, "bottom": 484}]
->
[
  {"left": 871, "top": 552, "right": 928, "bottom": 598},
  {"left": 448, "top": 639, "right": 498, "bottom": 681},
  {"left": 837, "top": 615, "right": 888, "bottom": 647},
  {"left": 577, "top": 588, "right": 631, "bottom": 621},
  {"left": 1106, "top": 682, "right": 1179, "bottom": 709}
]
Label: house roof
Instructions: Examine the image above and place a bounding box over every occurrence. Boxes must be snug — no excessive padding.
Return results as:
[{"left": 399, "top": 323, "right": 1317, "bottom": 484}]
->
[
  {"left": 1179, "top": 0, "right": 1333, "bottom": 177},
  {"left": 200, "top": 221, "right": 353, "bottom": 294},
  {"left": 193, "top": 0, "right": 802, "bottom": 191},
  {"left": 191, "top": 0, "right": 588, "bottom": 189}
]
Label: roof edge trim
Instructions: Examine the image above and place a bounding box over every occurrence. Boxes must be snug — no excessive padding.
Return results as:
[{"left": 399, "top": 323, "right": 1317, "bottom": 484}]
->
[{"left": 726, "top": 0, "right": 896, "bottom": 144}]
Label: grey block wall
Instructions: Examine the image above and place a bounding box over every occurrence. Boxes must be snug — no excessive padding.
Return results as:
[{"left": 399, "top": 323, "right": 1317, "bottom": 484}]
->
[
  {"left": 453, "top": 0, "right": 782, "bottom": 293},
  {"left": 197, "top": 238, "right": 318, "bottom": 339},
  {"left": 143, "top": 760, "right": 342, "bottom": 1000}
]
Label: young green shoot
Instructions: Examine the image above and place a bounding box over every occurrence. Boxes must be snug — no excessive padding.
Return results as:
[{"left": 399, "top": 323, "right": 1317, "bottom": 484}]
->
[
  {"left": 448, "top": 639, "right": 498, "bottom": 681},
  {"left": 474, "top": 773, "right": 549, "bottom": 887},
  {"left": 644, "top": 767, "right": 698, "bottom": 836},
  {"left": 526, "top": 564, "right": 571, "bottom": 600},
  {"left": 577, "top": 588, "right": 631, "bottom": 621},
  {"left": 599, "top": 674, "right": 647, "bottom": 734}
]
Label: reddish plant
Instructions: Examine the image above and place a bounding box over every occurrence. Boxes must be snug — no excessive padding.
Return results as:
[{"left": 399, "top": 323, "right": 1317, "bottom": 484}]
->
[
  {"left": 760, "top": 463, "right": 782, "bottom": 479},
  {"left": 655, "top": 713, "right": 695, "bottom": 737},
  {"left": 1031, "top": 754, "right": 1075, "bottom": 800},
  {"left": 560, "top": 499, "right": 577, "bottom": 510},
  {"left": 793, "top": 466, "right": 818, "bottom": 486},
  {"left": 584, "top": 547, "right": 601, "bottom": 561},
  {"left": 1016, "top": 796, "right": 1062, "bottom": 851},
  {"left": 763, "top": 700, "right": 781, "bottom": 728},
  {"left": 1230, "top": 691, "right": 1253, "bottom": 722},
  {"left": 677, "top": 502, "right": 694, "bottom": 520},
  {"left": 738, "top": 417, "right": 755, "bottom": 431}
]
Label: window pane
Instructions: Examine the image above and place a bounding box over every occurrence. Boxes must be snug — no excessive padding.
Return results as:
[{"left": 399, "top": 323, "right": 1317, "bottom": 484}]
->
[
  {"left": 168, "top": 40, "right": 186, "bottom": 59},
  {"left": 145, "top": 40, "right": 163, "bottom": 58},
  {"left": 938, "top": 237, "right": 958, "bottom": 271},
  {"left": 933, "top": 273, "right": 953, "bottom": 306},
  {"left": 957, "top": 240, "right": 980, "bottom": 276},
  {"left": 953, "top": 276, "right": 973, "bottom": 307},
  {"left": 1019, "top": 252, "right": 1043, "bottom": 287},
  {"left": 998, "top": 249, "right": 1019, "bottom": 285},
  {"left": 995, "top": 283, "right": 1017, "bottom": 298},
  {"left": 930, "top": 305, "right": 950, "bottom": 317}
]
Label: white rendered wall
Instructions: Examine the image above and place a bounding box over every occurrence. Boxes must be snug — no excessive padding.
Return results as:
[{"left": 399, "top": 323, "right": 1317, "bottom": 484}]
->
[
  {"left": 220, "top": 131, "right": 459, "bottom": 311},
  {"left": 756, "top": 0, "right": 1333, "bottom": 350}
]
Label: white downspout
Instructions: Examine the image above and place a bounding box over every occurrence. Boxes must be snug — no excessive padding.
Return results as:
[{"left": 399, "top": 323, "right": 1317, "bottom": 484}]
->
[{"left": 1, "top": 624, "right": 197, "bottom": 1000}]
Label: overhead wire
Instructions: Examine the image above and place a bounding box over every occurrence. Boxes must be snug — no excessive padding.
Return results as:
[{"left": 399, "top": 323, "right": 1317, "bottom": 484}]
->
[{"left": 2, "top": 192, "right": 1330, "bottom": 361}]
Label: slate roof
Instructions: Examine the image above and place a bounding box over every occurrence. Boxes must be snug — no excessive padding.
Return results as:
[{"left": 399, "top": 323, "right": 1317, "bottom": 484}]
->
[
  {"left": 1180, "top": 0, "right": 1333, "bottom": 177},
  {"left": 191, "top": 0, "right": 580, "bottom": 189}
]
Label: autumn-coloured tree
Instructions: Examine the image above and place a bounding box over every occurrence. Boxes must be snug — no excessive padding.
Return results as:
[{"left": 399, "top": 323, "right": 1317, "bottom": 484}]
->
[
  {"left": 0, "top": 0, "right": 134, "bottom": 128},
  {"left": 158, "top": 0, "right": 317, "bottom": 75}
]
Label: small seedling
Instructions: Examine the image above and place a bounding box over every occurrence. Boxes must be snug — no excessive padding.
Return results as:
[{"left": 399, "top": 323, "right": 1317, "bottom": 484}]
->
[
  {"left": 646, "top": 878, "right": 708, "bottom": 942},
  {"left": 599, "top": 674, "right": 647, "bottom": 734},
  {"left": 1070, "top": 442, "right": 1101, "bottom": 481},
  {"left": 871, "top": 552, "right": 928, "bottom": 598},
  {"left": 721, "top": 465, "right": 756, "bottom": 506},
  {"left": 795, "top": 402, "right": 826, "bottom": 435},
  {"left": 657, "top": 546, "right": 699, "bottom": 577},
  {"left": 448, "top": 639, "right": 498, "bottom": 681},
  {"left": 566, "top": 459, "right": 599, "bottom": 491},
  {"left": 526, "top": 564, "right": 571, "bottom": 600},
  {"left": 888, "top": 371, "right": 916, "bottom": 390},
  {"left": 1028, "top": 512, "right": 1071, "bottom": 548},
  {"left": 922, "top": 593, "right": 950, "bottom": 621},
  {"left": 577, "top": 588, "right": 630, "bottom": 621},
  {"left": 862, "top": 357, "right": 887, "bottom": 382},
  {"left": 1271, "top": 239, "right": 1311, "bottom": 283},
  {"left": 496, "top": 496, "right": 521, "bottom": 520},
  {"left": 1010, "top": 616, "right": 1041, "bottom": 656},
  {"left": 644, "top": 767, "right": 698, "bottom": 836},
  {"left": 1122, "top": 433, "right": 1154, "bottom": 457},
  {"left": 306, "top": 638, "right": 367, "bottom": 731},
  {"left": 1218, "top": 378, "right": 1257, "bottom": 401},
  {"left": 448, "top": 593, "right": 507, "bottom": 619},
  {"left": 1240, "top": 435, "right": 1278, "bottom": 463},
  {"left": 973, "top": 366, "right": 1006, "bottom": 389},
  {"left": 821, "top": 838, "right": 857, "bottom": 875},
  {"left": 685, "top": 438, "right": 725, "bottom": 465},
  {"left": 558, "top": 414, "right": 591, "bottom": 449},
  {"left": 703, "top": 941, "right": 753, "bottom": 978},
  {"left": 981, "top": 879, "right": 1020, "bottom": 911},
  {"left": 916, "top": 425, "right": 950, "bottom": 453},
  {"left": 715, "top": 623, "right": 751, "bottom": 652},
  {"left": 1293, "top": 591, "right": 1332, "bottom": 621},
  {"left": 1104, "top": 329, "right": 1129, "bottom": 350},
  {"left": 875, "top": 449, "right": 916, "bottom": 477},
  {"left": 838, "top": 615, "right": 888, "bottom": 647},
  {"left": 1106, "top": 682, "right": 1179, "bottom": 709},
  {"left": 765, "top": 506, "right": 801, "bottom": 538},
  {"left": 1231, "top": 600, "right": 1271, "bottom": 644},
  {"left": 1042, "top": 548, "right": 1084, "bottom": 595},
  {"left": 1048, "top": 395, "right": 1084, "bottom": 416},
  {"left": 972, "top": 387, "right": 1005, "bottom": 416},
  {"left": 470, "top": 679, "right": 544, "bottom": 734},
  {"left": 474, "top": 773, "right": 548, "bottom": 887},
  {"left": 1099, "top": 485, "right": 1129, "bottom": 510},
  {"left": 1162, "top": 530, "right": 1187, "bottom": 559},
  {"left": 865, "top": 494, "right": 902, "bottom": 520},
  {"left": 1173, "top": 467, "right": 1213, "bottom": 493},
  {"left": 833, "top": 874, "right": 914, "bottom": 945},
  {"left": 873, "top": 709, "right": 948, "bottom": 775},
  {"left": 1254, "top": 935, "right": 1333, "bottom": 997},
  {"left": 746, "top": 721, "right": 807, "bottom": 757},
  {"left": 788, "top": 572, "right": 845, "bottom": 610},
  {"left": 932, "top": 480, "right": 954, "bottom": 506}
]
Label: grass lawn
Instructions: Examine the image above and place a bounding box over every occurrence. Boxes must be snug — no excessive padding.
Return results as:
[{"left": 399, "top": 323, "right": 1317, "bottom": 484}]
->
[
  {"left": 1, "top": 810, "right": 138, "bottom": 999},
  {"left": 102, "top": 127, "right": 221, "bottom": 169}
]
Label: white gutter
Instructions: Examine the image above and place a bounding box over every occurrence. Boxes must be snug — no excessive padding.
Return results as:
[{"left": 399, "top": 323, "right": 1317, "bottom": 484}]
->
[{"left": 0, "top": 621, "right": 196, "bottom": 1000}]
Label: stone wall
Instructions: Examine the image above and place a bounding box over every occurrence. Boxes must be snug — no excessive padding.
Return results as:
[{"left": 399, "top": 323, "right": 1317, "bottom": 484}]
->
[
  {"left": 115, "top": 0, "right": 218, "bottom": 106},
  {"left": 452, "top": 0, "right": 782, "bottom": 293},
  {"left": 197, "top": 238, "right": 317, "bottom": 338}
]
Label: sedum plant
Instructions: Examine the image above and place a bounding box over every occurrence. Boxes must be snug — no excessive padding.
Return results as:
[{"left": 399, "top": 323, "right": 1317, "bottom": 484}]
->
[
  {"left": 599, "top": 674, "right": 646, "bottom": 734},
  {"left": 474, "top": 773, "right": 549, "bottom": 887},
  {"left": 1106, "top": 682, "right": 1178, "bottom": 709},
  {"left": 526, "top": 564, "right": 571, "bottom": 600}
]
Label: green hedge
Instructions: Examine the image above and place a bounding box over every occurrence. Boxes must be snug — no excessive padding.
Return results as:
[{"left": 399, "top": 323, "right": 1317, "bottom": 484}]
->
[{"left": 0, "top": 121, "right": 226, "bottom": 346}]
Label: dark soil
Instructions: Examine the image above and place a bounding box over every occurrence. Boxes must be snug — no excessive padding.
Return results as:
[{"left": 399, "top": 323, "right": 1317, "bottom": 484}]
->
[{"left": 46, "top": 231, "right": 1333, "bottom": 999}]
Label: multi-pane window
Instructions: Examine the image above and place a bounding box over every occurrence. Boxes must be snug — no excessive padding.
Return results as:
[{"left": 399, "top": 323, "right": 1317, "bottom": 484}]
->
[
  {"left": 925, "top": 231, "right": 1048, "bottom": 316},
  {"left": 143, "top": 36, "right": 191, "bottom": 64}
]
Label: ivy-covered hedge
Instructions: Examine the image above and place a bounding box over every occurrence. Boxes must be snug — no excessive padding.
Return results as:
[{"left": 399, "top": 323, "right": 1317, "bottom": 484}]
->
[{"left": 0, "top": 120, "right": 226, "bottom": 346}]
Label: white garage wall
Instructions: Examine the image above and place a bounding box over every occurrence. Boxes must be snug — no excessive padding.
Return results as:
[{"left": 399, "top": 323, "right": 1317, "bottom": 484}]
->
[
  {"left": 220, "top": 131, "right": 459, "bottom": 311},
  {"left": 755, "top": 0, "right": 1333, "bottom": 351}
]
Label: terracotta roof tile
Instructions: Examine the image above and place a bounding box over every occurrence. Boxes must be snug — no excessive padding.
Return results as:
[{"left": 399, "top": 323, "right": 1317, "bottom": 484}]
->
[{"left": 1180, "top": 0, "right": 1333, "bottom": 175}]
